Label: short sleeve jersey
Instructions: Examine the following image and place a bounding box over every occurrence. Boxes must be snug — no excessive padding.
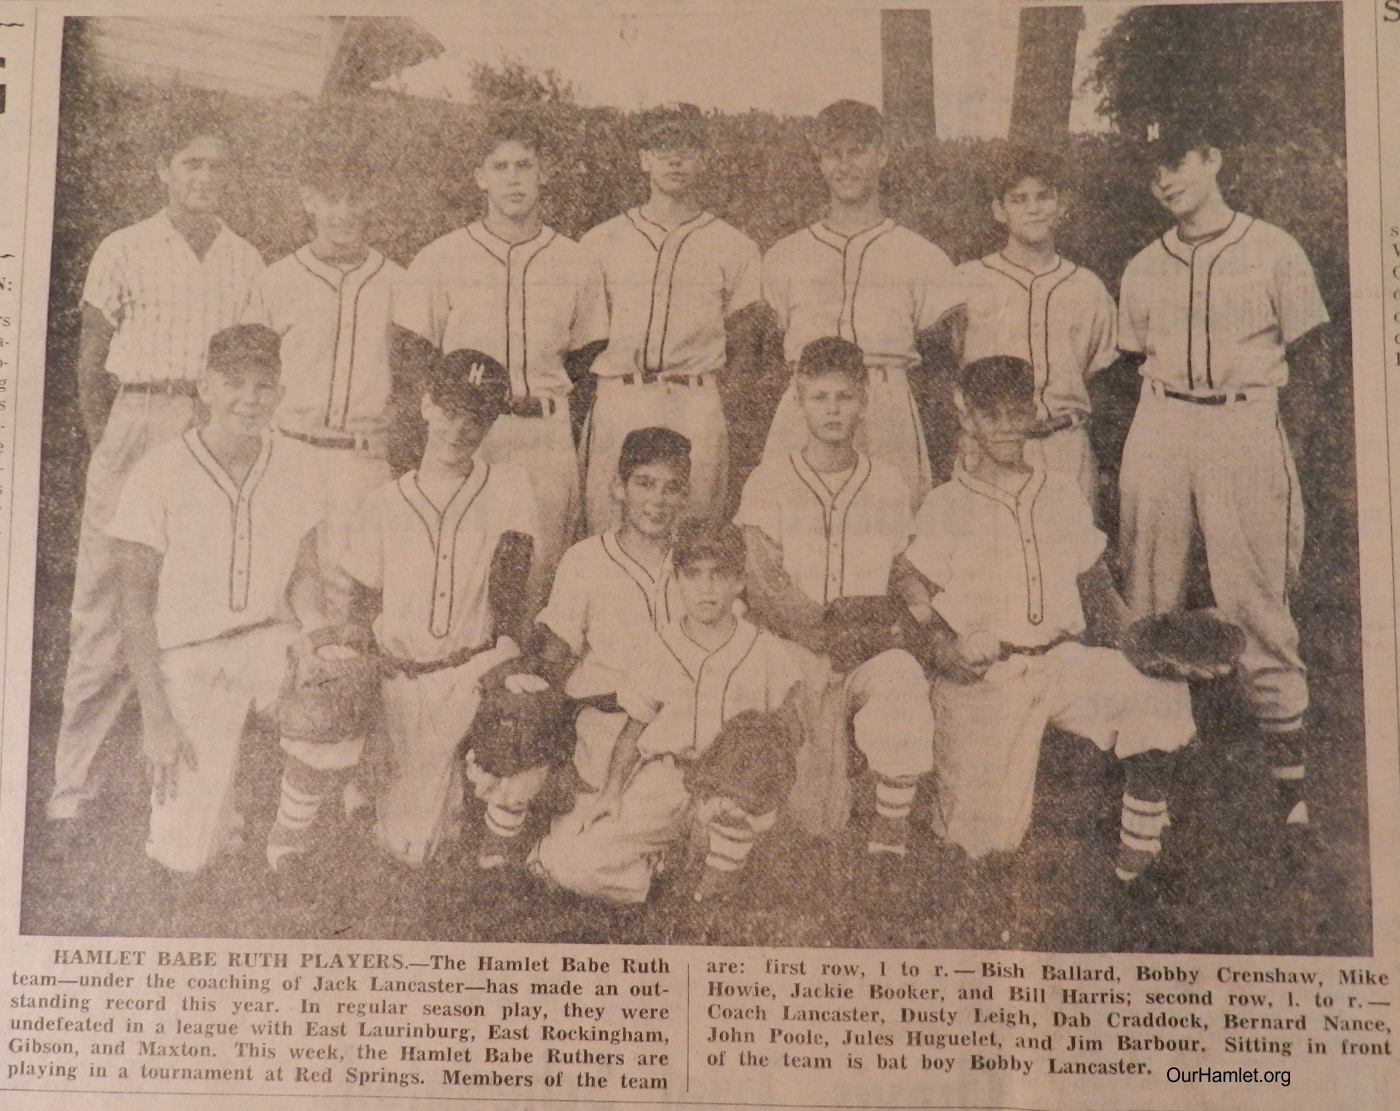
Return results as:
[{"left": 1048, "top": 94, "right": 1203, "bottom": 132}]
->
[
  {"left": 82, "top": 211, "right": 265, "bottom": 383},
  {"left": 953, "top": 255, "right": 1117, "bottom": 421},
  {"left": 106, "top": 430, "right": 322, "bottom": 649},
  {"left": 735, "top": 451, "right": 913, "bottom": 606},
  {"left": 906, "top": 461, "right": 1105, "bottom": 647},
  {"left": 392, "top": 223, "right": 607, "bottom": 399},
  {"left": 341, "top": 463, "right": 539, "bottom": 663},
  {"left": 762, "top": 220, "right": 957, "bottom": 372},
  {"left": 580, "top": 210, "right": 761, "bottom": 379},
  {"left": 242, "top": 246, "right": 404, "bottom": 438},
  {"left": 618, "top": 617, "right": 804, "bottom": 759},
  {"left": 536, "top": 531, "right": 683, "bottom": 699},
  {"left": 1118, "top": 214, "right": 1329, "bottom": 392}
]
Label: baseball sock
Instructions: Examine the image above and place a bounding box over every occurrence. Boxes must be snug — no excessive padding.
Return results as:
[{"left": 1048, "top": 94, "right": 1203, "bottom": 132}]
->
[
  {"left": 1262, "top": 725, "right": 1308, "bottom": 826},
  {"left": 478, "top": 804, "right": 530, "bottom": 868},
  {"left": 869, "top": 775, "right": 919, "bottom": 856},
  {"left": 695, "top": 807, "right": 777, "bottom": 901},
  {"left": 268, "top": 760, "right": 338, "bottom": 870},
  {"left": 1117, "top": 751, "right": 1173, "bottom": 881}
]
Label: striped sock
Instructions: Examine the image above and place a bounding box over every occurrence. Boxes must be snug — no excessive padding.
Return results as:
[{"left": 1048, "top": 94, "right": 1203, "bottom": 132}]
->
[
  {"left": 1262, "top": 721, "right": 1309, "bottom": 825},
  {"left": 484, "top": 803, "right": 529, "bottom": 839},
  {"left": 267, "top": 777, "right": 324, "bottom": 870},
  {"left": 1116, "top": 794, "right": 1170, "bottom": 881},
  {"left": 705, "top": 808, "right": 776, "bottom": 874},
  {"left": 869, "top": 777, "right": 918, "bottom": 856}
]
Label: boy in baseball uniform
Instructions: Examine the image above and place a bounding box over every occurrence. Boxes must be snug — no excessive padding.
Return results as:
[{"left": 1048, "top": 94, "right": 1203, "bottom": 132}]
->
[
  {"left": 392, "top": 112, "right": 607, "bottom": 603},
  {"left": 579, "top": 105, "right": 761, "bottom": 532},
  {"left": 530, "top": 519, "right": 803, "bottom": 904},
  {"left": 531, "top": 426, "right": 692, "bottom": 793},
  {"left": 1117, "top": 121, "right": 1329, "bottom": 835},
  {"left": 760, "top": 100, "right": 956, "bottom": 508},
  {"left": 737, "top": 336, "right": 936, "bottom": 858},
  {"left": 50, "top": 125, "right": 265, "bottom": 824},
  {"left": 906, "top": 356, "right": 1197, "bottom": 880},
  {"left": 242, "top": 154, "right": 402, "bottom": 620},
  {"left": 341, "top": 351, "right": 540, "bottom": 869},
  {"left": 106, "top": 325, "right": 326, "bottom": 874},
  {"left": 949, "top": 149, "right": 1117, "bottom": 504}
]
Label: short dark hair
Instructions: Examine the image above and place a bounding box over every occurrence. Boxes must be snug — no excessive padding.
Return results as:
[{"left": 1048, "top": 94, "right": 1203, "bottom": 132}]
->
[
  {"left": 991, "top": 147, "right": 1067, "bottom": 202},
  {"left": 812, "top": 100, "right": 884, "bottom": 148},
  {"left": 633, "top": 103, "right": 708, "bottom": 151},
  {"left": 206, "top": 324, "right": 280, "bottom": 379},
  {"left": 673, "top": 518, "right": 746, "bottom": 578},
  {"left": 959, "top": 355, "right": 1035, "bottom": 414},
  {"left": 477, "top": 109, "right": 548, "bottom": 165},
  {"left": 155, "top": 121, "right": 228, "bottom": 167},
  {"left": 795, "top": 336, "right": 867, "bottom": 387},
  {"left": 427, "top": 349, "right": 511, "bottom": 419},
  {"left": 618, "top": 426, "right": 692, "bottom": 483}
]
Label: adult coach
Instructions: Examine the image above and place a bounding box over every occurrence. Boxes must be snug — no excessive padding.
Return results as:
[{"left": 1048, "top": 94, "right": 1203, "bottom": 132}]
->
[
  {"left": 49, "top": 126, "right": 265, "bottom": 824},
  {"left": 392, "top": 113, "right": 607, "bottom": 601},
  {"left": 579, "top": 104, "right": 761, "bottom": 532},
  {"left": 760, "top": 100, "right": 956, "bottom": 507},
  {"left": 1117, "top": 120, "right": 1330, "bottom": 835}
]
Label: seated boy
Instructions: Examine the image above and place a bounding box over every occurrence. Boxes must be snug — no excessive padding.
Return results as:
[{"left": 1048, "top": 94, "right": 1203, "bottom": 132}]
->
[
  {"left": 530, "top": 426, "right": 692, "bottom": 791},
  {"left": 107, "top": 324, "right": 328, "bottom": 874},
  {"left": 905, "top": 355, "right": 1196, "bottom": 880},
  {"left": 529, "top": 520, "right": 804, "bottom": 903},
  {"left": 338, "top": 350, "right": 541, "bottom": 868},
  {"left": 735, "top": 336, "right": 936, "bottom": 856}
]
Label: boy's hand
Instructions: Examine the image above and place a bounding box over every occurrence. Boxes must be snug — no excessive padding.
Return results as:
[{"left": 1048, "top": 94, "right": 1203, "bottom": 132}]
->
[
  {"left": 946, "top": 630, "right": 1000, "bottom": 682},
  {"left": 144, "top": 711, "right": 198, "bottom": 805}
]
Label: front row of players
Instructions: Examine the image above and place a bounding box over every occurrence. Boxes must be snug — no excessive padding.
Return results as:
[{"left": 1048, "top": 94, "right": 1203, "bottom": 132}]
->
[{"left": 111, "top": 321, "right": 1194, "bottom": 901}]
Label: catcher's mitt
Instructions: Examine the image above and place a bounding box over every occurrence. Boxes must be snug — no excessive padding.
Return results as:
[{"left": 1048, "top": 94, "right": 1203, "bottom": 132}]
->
[
  {"left": 821, "top": 595, "right": 913, "bottom": 674},
  {"left": 684, "top": 708, "right": 801, "bottom": 817},
  {"left": 463, "top": 661, "right": 574, "bottom": 778},
  {"left": 275, "top": 624, "right": 379, "bottom": 744},
  {"left": 1121, "top": 610, "right": 1246, "bottom": 682}
]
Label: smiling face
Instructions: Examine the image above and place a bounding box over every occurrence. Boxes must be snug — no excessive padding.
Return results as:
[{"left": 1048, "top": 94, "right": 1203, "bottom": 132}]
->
[
  {"left": 816, "top": 136, "right": 887, "bottom": 207},
  {"left": 200, "top": 360, "right": 280, "bottom": 440},
  {"left": 676, "top": 556, "right": 745, "bottom": 627},
  {"left": 958, "top": 392, "right": 1037, "bottom": 470},
  {"left": 993, "top": 175, "right": 1065, "bottom": 249},
  {"left": 474, "top": 140, "right": 543, "bottom": 221},
  {"left": 1149, "top": 147, "right": 1224, "bottom": 223},
  {"left": 421, "top": 394, "right": 494, "bottom": 466},
  {"left": 615, "top": 458, "right": 690, "bottom": 540},
  {"left": 300, "top": 184, "right": 375, "bottom": 255},
  {"left": 159, "top": 135, "right": 228, "bottom": 217},
  {"left": 640, "top": 143, "right": 704, "bottom": 199},
  {"left": 797, "top": 369, "right": 867, "bottom": 448}
]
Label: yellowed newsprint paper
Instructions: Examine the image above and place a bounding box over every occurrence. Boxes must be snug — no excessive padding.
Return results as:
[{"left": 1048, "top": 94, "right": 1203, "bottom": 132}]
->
[{"left": 0, "top": 1, "right": 1397, "bottom": 1109}]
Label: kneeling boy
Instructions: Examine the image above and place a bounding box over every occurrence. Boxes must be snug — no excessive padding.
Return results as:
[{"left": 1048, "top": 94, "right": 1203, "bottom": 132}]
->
[{"left": 906, "top": 356, "right": 1195, "bottom": 880}]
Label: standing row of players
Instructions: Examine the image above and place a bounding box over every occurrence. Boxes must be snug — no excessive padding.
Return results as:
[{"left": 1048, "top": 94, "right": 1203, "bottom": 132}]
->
[{"left": 49, "top": 98, "right": 1329, "bottom": 903}]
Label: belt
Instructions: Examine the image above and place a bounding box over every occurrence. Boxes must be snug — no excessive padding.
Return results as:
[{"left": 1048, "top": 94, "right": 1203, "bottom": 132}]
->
[
  {"left": 1163, "top": 388, "right": 1249, "bottom": 406},
  {"left": 617, "top": 372, "right": 710, "bottom": 388},
  {"left": 377, "top": 641, "right": 490, "bottom": 679},
  {"left": 571, "top": 692, "right": 623, "bottom": 716},
  {"left": 280, "top": 427, "right": 381, "bottom": 452},
  {"left": 120, "top": 379, "right": 199, "bottom": 397},
  {"left": 998, "top": 634, "right": 1076, "bottom": 661},
  {"left": 506, "top": 395, "right": 561, "bottom": 418}
]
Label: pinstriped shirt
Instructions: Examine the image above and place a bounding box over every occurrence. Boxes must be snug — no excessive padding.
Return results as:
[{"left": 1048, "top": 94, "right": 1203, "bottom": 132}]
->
[
  {"left": 82, "top": 210, "right": 265, "bottom": 383},
  {"left": 954, "top": 254, "right": 1117, "bottom": 422},
  {"left": 393, "top": 223, "right": 607, "bottom": 400},
  {"left": 243, "top": 246, "right": 404, "bottom": 437},
  {"left": 1118, "top": 215, "right": 1328, "bottom": 392},
  {"left": 580, "top": 209, "right": 761, "bottom": 379},
  {"left": 762, "top": 219, "right": 956, "bottom": 371}
]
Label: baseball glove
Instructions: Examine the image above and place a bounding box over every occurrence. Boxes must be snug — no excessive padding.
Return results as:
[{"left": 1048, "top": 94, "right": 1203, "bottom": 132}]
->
[
  {"left": 821, "top": 595, "right": 913, "bottom": 674},
  {"left": 684, "top": 708, "right": 802, "bottom": 817},
  {"left": 1121, "top": 609, "right": 1246, "bottom": 682},
  {"left": 463, "top": 661, "right": 574, "bottom": 779},
  {"left": 275, "top": 624, "right": 379, "bottom": 744}
]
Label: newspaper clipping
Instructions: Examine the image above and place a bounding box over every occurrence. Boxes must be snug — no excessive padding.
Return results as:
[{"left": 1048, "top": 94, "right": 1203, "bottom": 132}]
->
[{"left": 0, "top": 1, "right": 1397, "bottom": 1108}]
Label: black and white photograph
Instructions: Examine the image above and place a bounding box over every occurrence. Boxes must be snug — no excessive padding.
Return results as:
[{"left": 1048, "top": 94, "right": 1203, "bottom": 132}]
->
[{"left": 17, "top": 3, "right": 1365, "bottom": 957}]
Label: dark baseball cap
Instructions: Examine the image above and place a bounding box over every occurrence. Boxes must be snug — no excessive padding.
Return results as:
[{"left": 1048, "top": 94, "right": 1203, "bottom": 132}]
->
[
  {"left": 1130, "top": 116, "right": 1222, "bottom": 169},
  {"left": 429, "top": 349, "right": 511, "bottom": 418},
  {"left": 812, "top": 100, "right": 885, "bottom": 148},
  {"left": 633, "top": 104, "right": 708, "bottom": 150}
]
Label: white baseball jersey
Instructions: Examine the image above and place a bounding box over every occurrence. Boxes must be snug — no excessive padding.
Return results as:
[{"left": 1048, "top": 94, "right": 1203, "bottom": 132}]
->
[
  {"left": 1118, "top": 214, "right": 1329, "bottom": 392},
  {"left": 242, "top": 245, "right": 404, "bottom": 437},
  {"left": 393, "top": 223, "right": 607, "bottom": 399},
  {"left": 105, "top": 430, "right": 322, "bottom": 649},
  {"left": 762, "top": 219, "right": 956, "bottom": 371},
  {"left": 536, "top": 531, "right": 681, "bottom": 699},
  {"left": 83, "top": 210, "right": 265, "bottom": 383},
  {"left": 907, "top": 460, "right": 1104, "bottom": 646},
  {"left": 954, "top": 254, "right": 1117, "bottom": 421},
  {"left": 735, "top": 450, "right": 913, "bottom": 605},
  {"left": 341, "top": 463, "right": 538, "bottom": 663},
  {"left": 618, "top": 617, "right": 803, "bottom": 759},
  {"left": 581, "top": 209, "right": 761, "bottom": 378}
]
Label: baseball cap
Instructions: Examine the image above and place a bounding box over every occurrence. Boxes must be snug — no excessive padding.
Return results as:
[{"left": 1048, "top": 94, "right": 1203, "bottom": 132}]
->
[
  {"left": 812, "top": 100, "right": 885, "bottom": 148},
  {"left": 1131, "top": 116, "right": 1222, "bottom": 168},
  {"left": 429, "top": 349, "right": 511, "bottom": 418},
  {"left": 633, "top": 104, "right": 708, "bottom": 150}
]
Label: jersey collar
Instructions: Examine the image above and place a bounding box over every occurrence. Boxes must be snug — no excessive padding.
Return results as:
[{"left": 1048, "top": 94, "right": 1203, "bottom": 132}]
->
[
  {"left": 809, "top": 217, "right": 895, "bottom": 252},
  {"left": 292, "top": 244, "right": 385, "bottom": 290},
  {"left": 953, "top": 456, "right": 1047, "bottom": 516},
  {"left": 1160, "top": 212, "right": 1253, "bottom": 265},
  {"left": 465, "top": 221, "right": 556, "bottom": 265},
  {"left": 625, "top": 207, "right": 715, "bottom": 251},
  {"left": 979, "top": 252, "right": 1070, "bottom": 290}
]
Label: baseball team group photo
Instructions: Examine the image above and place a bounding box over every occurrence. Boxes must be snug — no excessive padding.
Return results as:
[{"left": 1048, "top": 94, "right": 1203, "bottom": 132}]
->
[{"left": 19, "top": 4, "right": 1367, "bottom": 956}]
